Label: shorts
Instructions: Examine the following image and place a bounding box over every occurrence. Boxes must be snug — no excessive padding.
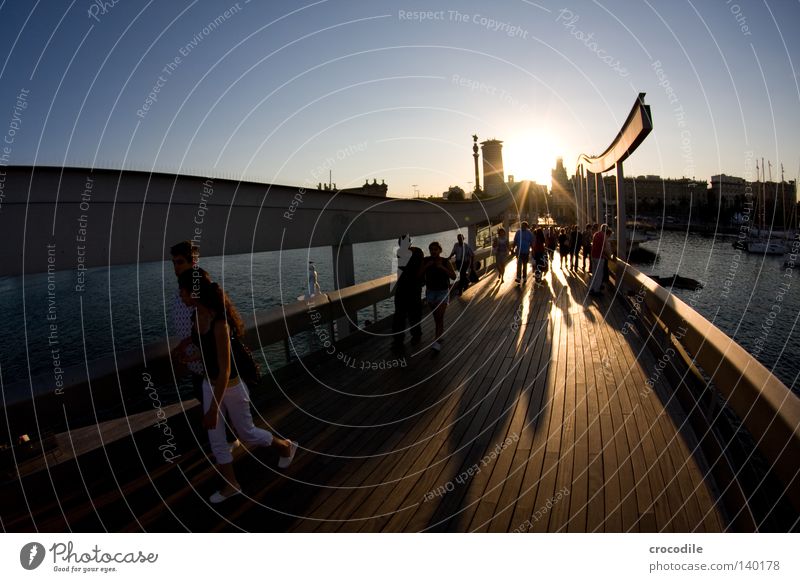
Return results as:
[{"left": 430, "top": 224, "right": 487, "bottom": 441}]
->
[{"left": 426, "top": 288, "right": 450, "bottom": 306}]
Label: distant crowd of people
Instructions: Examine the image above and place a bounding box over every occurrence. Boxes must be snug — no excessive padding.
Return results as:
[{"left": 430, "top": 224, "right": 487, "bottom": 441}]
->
[{"left": 391, "top": 222, "right": 616, "bottom": 352}]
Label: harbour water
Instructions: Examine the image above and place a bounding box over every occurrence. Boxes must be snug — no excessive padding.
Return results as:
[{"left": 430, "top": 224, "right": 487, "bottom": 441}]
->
[
  {"left": 1, "top": 228, "right": 797, "bottom": 407},
  {"left": 637, "top": 230, "right": 799, "bottom": 393},
  {"left": 0, "top": 228, "right": 460, "bottom": 404}
]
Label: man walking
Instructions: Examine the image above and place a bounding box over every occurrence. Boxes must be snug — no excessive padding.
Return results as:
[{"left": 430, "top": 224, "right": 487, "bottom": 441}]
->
[
  {"left": 448, "top": 233, "right": 474, "bottom": 296},
  {"left": 512, "top": 222, "right": 534, "bottom": 285}
]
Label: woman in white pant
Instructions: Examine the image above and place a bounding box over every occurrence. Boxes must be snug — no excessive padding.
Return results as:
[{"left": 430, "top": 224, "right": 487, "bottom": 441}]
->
[{"left": 178, "top": 270, "right": 298, "bottom": 503}]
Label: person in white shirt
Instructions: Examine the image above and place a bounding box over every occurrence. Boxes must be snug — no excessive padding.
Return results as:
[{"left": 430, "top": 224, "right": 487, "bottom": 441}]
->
[
  {"left": 169, "top": 241, "right": 207, "bottom": 402},
  {"left": 447, "top": 234, "right": 475, "bottom": 296}
]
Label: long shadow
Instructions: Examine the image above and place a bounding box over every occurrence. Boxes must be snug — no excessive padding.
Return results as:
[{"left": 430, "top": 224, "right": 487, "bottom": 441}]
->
[
  {"left": 611, "top": 283, "right": 798, "bottom": 531},
  {"left": 413, "top": 259, "right": 556, "bottom": 532}
]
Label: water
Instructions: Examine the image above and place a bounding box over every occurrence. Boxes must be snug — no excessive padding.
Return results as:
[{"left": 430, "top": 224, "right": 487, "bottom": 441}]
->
[
  {"left": 2, "top": 228, "right": 797, "bottom": 404},
  {"left": 0, "top": 229, "right": 462, "bottom": 402},
  {"left": 638, "top": 230, "right": 799, "bottom": 392}
]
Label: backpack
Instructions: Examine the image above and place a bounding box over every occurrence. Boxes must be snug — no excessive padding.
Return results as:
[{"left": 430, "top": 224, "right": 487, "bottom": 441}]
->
[{"left": 231, "top": 336, "right": 262, "bottom": 387}]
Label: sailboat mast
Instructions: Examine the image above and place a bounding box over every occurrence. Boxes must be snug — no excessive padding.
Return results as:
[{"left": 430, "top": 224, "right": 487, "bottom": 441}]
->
[
  {"left": 758, "top": 158, "right": 767, "bottom": 236},
  {"left": 781, "top": 164, "right": 786, "bottom": 238}
]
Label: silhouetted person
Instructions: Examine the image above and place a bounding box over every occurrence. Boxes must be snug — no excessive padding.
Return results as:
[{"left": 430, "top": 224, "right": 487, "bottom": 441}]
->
[
  {"left": 570, "top": 225, "right": 581, "bottom": 270},
  {"left": 581, "top": 224, "right": 593, "bottom": 271},
  {"left": 419, "top": 241, "right": 456, "bottom": 352},
  {"left": 392, "top": 246, "right": 424, "bottom": 349},
  {"left": 533, "top": 228, "right": 547, "bottom": 284},
  {"left": 448, "top": 234, "right": 474, "bottom": 296},
  {"left": 558, "top": 228, "right": 569, "bottom": 269},
  {"left": 590, "top": 224, "right": 609, "bottom": 296},
  {"left": 512, "top": 221, "right": 534, "bottom": 285},
  {"left": 492, "top": 227, "right": 510, "bottom": 282}
]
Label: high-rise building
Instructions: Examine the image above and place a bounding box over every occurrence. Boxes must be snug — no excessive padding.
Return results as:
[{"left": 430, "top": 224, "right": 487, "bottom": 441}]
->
[
  {"left": 550, "top": 157, "right": 576, "bottom": 222},
  {"left": 481, "top": 139, "right": 505, "bottom": 197}
]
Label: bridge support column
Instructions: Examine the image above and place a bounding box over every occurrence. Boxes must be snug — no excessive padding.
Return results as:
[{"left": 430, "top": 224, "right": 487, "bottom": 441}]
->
[
  {"left": 594, "top": 172, "right": 600, "bottom": 224},
  {"left": 332, "top": 243, "right": 357, "bottom": 337},
  {"left": 467, "top": 224, "right": 478, "bottom": 250},
  {"left": 616, "top": 161, "right": 627, "bottom": 260}
]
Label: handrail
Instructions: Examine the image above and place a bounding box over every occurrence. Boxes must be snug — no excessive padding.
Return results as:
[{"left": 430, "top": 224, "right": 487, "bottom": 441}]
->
[
  {"left": 3, "top": 247, "right": 496, "bottom": 425},
  {"left": 609, "top": 259, "right": 800, "bottom": 512}
]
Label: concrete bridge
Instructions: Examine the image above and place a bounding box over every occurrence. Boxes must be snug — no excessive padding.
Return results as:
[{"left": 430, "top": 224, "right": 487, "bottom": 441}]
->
[{"left": 1, "top": 95, "right": 798, "bottom": 532}]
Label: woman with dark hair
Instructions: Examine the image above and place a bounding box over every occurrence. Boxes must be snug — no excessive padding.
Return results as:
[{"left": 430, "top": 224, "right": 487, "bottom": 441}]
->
[
  {"left": 178, "top": 269, "right": 298, "bottom": 503},
  {"left": 418, "top": 241, "right": 456, "bottom": 352}
]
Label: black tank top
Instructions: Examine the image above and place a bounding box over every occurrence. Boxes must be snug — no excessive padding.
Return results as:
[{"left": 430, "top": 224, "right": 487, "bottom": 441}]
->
[
  {"left": 424, "top": 258, "right": 451, "bottom": 291},
  {"left": 192, "top": 312, "right": 237, "bottom": 381}
]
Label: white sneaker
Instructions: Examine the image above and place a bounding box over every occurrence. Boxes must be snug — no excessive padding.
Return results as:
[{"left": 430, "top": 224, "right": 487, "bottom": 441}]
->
[
  {"left": 431, "top": 341, "right": 442, "bottom": 352},
  {"left": 209, "top": 488, "right": 241, "bottom": 504},
  {"left": 278, "top": 441, "right": 298, "bottom": 469}
]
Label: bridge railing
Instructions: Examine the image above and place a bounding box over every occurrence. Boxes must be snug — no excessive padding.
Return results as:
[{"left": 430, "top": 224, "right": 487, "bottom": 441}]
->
[
  {"left": 609, "top": 259, "right": 800, "bottom": 523},
  {"left": 2, "top": 246, "right": 498, "bottom": 440}
]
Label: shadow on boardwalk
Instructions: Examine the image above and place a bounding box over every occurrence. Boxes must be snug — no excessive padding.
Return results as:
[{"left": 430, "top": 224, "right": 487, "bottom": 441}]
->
[{"left": 0, "top": 258, "right": 727, "bottom": 532}]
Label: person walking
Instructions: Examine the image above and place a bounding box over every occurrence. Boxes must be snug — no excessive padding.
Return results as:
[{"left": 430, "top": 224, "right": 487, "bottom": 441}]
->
[
  {"left": 603, "top": 228, "right": 615, "bottom": 288},
  {"left": 392, "top": 246, "right": 424, "bottom": 349},
  {"left": 178, "top": 269, "right": 298, "bottom": 503},
  {"left": 512, "top": 221, "right": 534, "bottom": 285},
  {"left": 589, "top": 224, "right": 608, "bottom": 296},
  {"left": 570, "top": 225, "right": 580, "bottom": 270},
  {"left": 492, "top": 227, "right": 510, "bottom": 282},
  {"left": 533, "top": 228, "right": 547, "bottom": 284},
  {"left": 419, "top": 241, "right": 456, "bottom": 352},
  {"left": 558, "top": 228, "right": 569, "bottom": 269},
  {"left": 581, "top": 224, "right": 593, "bottom": 272},
  {"left": 546, "top": 227, "right": 557, "bottom": 259},
  {"left": 448, "top": 234, "right": 474, "bottom": 296}
]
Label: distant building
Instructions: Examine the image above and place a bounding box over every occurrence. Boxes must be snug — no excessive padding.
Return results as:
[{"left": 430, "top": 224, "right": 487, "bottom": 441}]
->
[
  {"left": 710, "top": 174, "right": 747, "bottom": 210},
  {"left": 590, "top": 175, "right": 708, "bottom": 219},
  {"left": 506, "top": 180, "right": 548, "bottom": 223},
  {"left": 576, "top": 170, "right": 796, "bottom": 226},
  {"left": 319, "top": 178, "right": 388, "bottom": 197},
  {"left": 481, "top": 139, "right": 505, "bottom": 197},
  {"left": 550, "top": 157, "right": 576, "bottom": 222},
  {"left": 443, "top": 185, "right": 466, "bottom": 200}
]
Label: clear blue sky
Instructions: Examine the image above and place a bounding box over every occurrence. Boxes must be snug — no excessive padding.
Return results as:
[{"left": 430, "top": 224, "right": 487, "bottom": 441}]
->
[{"left": 1, "top": 0, "right": 798, "bottom": 196}]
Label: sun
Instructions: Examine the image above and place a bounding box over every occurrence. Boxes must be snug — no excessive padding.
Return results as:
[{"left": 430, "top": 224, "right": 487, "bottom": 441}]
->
[{"left": 502, "top": 130, "right": 565, "bottom": 188}]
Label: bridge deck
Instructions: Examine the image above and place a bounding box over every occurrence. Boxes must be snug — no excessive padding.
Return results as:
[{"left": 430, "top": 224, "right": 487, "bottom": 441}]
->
[{"left": 0, "top": 259, "right": 726, "bottom": 532}]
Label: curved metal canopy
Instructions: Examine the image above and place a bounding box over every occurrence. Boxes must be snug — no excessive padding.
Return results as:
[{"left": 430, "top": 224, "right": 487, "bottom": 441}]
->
[{"left": 577, "top": 93, "right": 653, "bottom": 174}]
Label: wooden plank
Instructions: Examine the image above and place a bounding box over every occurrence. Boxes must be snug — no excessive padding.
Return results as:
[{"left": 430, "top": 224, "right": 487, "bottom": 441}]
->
[
  {"left": 301, "top": 280, "right": 526, "bottom": 531},
  {"left": 603, "top": 300, "right": 690, "bottom": 532},
  {"left": 485, "top": 292, "right": 560, "bottom": 532},
  {"left": 566, "top": 274, "right": 591, "bottom": 532}
]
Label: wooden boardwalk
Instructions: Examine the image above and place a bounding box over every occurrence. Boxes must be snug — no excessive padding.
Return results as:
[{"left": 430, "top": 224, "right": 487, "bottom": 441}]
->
[{"left": 0, "top": 258, "right": 726, "bottom": 532}]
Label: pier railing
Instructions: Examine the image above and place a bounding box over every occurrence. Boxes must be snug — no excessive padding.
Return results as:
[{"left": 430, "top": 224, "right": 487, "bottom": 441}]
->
[
  {"left": 1, "top": 246, "right": 498, "bottom": 439},
  {"left": 609, "top": 259, "right": 800, "bottom": 525}
]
